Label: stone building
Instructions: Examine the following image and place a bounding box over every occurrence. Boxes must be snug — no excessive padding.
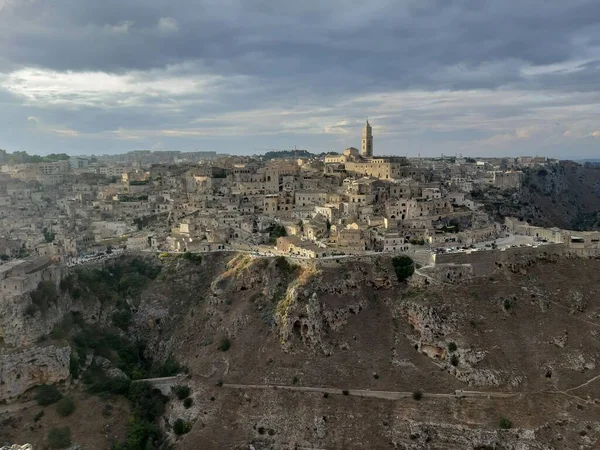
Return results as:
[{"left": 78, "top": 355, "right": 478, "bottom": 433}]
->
[{"left": 361, "top": 120, "right": 373, "bottom": 157}]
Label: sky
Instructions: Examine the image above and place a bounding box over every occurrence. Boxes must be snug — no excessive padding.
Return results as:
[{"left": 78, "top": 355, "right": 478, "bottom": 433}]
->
[{"left": 0, "top": 0, "right": 599, "bottom": 158}]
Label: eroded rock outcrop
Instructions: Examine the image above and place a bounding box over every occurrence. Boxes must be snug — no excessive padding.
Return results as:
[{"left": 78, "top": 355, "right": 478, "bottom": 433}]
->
[{"left": 0, "top": 345, "right": 70, "bottom": 401}]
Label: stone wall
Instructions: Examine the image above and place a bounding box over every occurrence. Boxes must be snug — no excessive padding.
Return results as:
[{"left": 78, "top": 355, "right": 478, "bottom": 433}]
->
[{"left": 433, "top": 243, "right": 565, "bottom": 275}]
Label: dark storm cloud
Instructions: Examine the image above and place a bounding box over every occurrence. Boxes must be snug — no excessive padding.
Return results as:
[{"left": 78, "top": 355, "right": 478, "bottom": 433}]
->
[
  {"left": 1, "top": 0, "right": 599, "bottom": 90},
  {"left": 0, "top": 0, "right": 599, "bottom": 156}
]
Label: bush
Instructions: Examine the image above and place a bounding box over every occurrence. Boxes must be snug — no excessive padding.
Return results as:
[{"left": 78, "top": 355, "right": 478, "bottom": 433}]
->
[
  {"left": 216, "top": 379, "right": 223, "bottom": 387},
  {"left": 24, "top": 303, "right": 37, "bottom": 317},
  {"left": 450, "top": 354, "right": 459, "bottom": 366},
  {"left": 35, "top": 384, "right": 63, "bottom": 406},
  {"left": 172, "top": 384, "right": 191, "bottom": 400},
  {"left": 111, "top": 308, "right": 132, "bottom": 331},
  {"left": 34, "top": 410, "right": 44, "bottom": 422},
  {"left": 157, "top": 358, "right": 183, "bottom": 377},
  {"left": 275, "top": 256, "right": 292, "bottom": 273},
  {"left": 69, "top": 353, "right": 80, "bottom": 379},
  {"left": 391, "top": 256, "right": 415, "bottom": 282},
  {"left": 183, "top": 397, "right": 193, "bottom": 408},
  {"left": 56, "top": 397, "right": 75, "bottom": 417},
  {"left": 30, "top": 281, "right": 59, "bottom": 315},
  {"left": 292, "top": 376, "right": 299, "bottom": 385},
  {"left": 48, "top": 427, "right": 71, "bottom": 449},
  {"left": 116, "top": 417, "right": 160, "bottom": 450},
  {"left": 499, "top": 418, "right": 512, "bottom": 429},
  {"left": 50, "top": 324, "right": 69, "bottom": 340},
  {"left": 181, "top": 252, "right": 202, "bottom": 263},
  {"left": 86, "top": 376, "right": 132, "bottom": 396},
  {"left": 218, "top": 337, "right": 231, "bottom": 352},
  {"left": 342, "top": 390, "right": 349, "bottom": 396},
  {"left": 173, "top": 418, "right": 192, "bottom": 435},
  {"left": 412, "top": 390, "right": 423, "bottom": 401},
  {"left": 503, "top": 298, "right": 512, "bottom": 310},
  {"left": 128, "top": 382, "right": 167, "bottom": 423},
  {"left": 448, "top": 342, "right": 457, "bottom": 353}
]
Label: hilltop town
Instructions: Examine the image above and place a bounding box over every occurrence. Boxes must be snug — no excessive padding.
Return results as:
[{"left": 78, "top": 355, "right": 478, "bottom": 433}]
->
[
  {"left": 3, "top": 122, "right": 596, "bottom": 272},
  {"left": 3, "top": 124, "right": 600, "bottom": 449}
]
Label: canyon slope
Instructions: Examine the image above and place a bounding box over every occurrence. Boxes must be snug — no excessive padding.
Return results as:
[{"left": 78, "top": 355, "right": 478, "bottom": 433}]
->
[{"left": 3, "top": 252, "right": 600, "bottom": 449}]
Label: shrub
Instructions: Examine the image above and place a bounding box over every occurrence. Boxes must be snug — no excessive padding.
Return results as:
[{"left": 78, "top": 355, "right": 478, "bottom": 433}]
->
[
  {"left": 183, "top": 397, "right": 193, "bottom": 408},
  {"left": 218, "top": 337, "right": 231, "bottom": 352},
  {"left": 499, "top": 418, "right": 512, "bottom": 429},
  {"left": 30, "top": 281, "right": 59, "bottom": 314},
  {"left": 35, "top": 384, "right": 63, "bottom": 406},
  {"left": 111, "top": 308, "right": 132, "bottom": 331},
  {"left": 275, "top": 256, "right": 292, "bottom": 273},
  {"left": 172, "top": 385, "right": 191, "bottom": 400},
  {"left": 391, "top": 256, "right": 415, "bottom": 282},
  {"left": 48, "top": 427, "right": 71, "bottom": 449},
  {"left": 342, "top": 390, "right": 349, "bottom": 396},
  {"left": 157, "top": 358, "right": 183, "bottom": 377},
  {"left": 412, "top": 390, "right": 423, "bottom": 400},
  {"left": 292, "top": 376, "right": 299, "bottom": 385},
  {"left": 450, "top": 354, "right": 459, "bottom": 367},
  {"left": 503, "top": 298, "right": 512, "bottom": 310},
  {"left": 50, "top": 324, "right": 68, "bottom": 340},
  {"left": 128, "top": 382, "right": 167, "bottom": 423},
  {"left": 216, "top": 379, "right": 223, "bottom": 387},
  {"left": 69, "top": 353, "right": 80, "bottom": 379},
  {"left": 34, "top": 410, "right": 44, "bottom": 422},
  {"left": 24, "top": 303, "right": 37, "bottom": 317},
  {"left": 173, "top": 418, "right": 192, "bottom": 435},
  {"left": 56, "top": 397, "right": 75, "bottom": 417},
  {"left": 448, "top": 342, "right": 458, "bottom": 353},
  {"left": 86, "top": 376, "right": 132, "bottom": 396},
  {"left": 181, "top": 252, "right": 202, "bottom": 263},
  {"left": 117, "top": 417, "right": 160, "bottom": 450}
]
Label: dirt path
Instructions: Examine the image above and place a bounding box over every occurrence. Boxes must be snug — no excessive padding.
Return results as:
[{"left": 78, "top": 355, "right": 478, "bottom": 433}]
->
[
  {"left": 0, "top": 400, "right": 37, "bottom": 416},
  {"left": 222, "top": 383, "right": 520, "bottom": 400}
]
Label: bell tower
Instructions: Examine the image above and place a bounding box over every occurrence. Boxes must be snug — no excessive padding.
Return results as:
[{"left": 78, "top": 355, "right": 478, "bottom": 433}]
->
[{"left": 361, "top": 120, "right": 373, "bottom": 158}]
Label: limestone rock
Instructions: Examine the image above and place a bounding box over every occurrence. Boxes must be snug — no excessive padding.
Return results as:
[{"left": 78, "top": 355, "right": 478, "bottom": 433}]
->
[{"left": 0, "top": 345, "right": 70, "bottom": 401}]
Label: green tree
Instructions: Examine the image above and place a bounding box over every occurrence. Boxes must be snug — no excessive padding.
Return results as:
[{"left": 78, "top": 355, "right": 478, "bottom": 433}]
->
[{"left": 391, "top": 256, "right": 415, "bottom": 282}]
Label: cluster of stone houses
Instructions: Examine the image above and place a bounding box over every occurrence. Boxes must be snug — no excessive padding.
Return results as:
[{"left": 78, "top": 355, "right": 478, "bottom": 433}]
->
[{"left": 0, "top": 124, "right": 557, "bottom": 266}]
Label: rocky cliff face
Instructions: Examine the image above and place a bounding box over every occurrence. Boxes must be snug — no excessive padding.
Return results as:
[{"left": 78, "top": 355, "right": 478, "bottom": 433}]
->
[
  {"left": 0, "top": 345, "right": 70, "bottom": 401},
  {"left": 4, "top": 253, "right": 600, "bottom": 449},
  {"left": 481, "top": 161, "right": 600, "bottom": 230}
]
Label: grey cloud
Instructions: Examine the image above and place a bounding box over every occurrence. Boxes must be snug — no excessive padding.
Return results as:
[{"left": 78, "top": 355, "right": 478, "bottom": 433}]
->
[{"left": 0, "top": 0, "right": 600, "bottom": 156}]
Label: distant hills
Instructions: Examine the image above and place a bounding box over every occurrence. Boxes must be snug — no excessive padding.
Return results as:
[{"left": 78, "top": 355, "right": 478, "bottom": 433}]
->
[
  {"left": 0, "top": 149, "right": 70, "bottom": 164},
  {"left": 261, "top": 150, "right": 337, "bottom": 160}
]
